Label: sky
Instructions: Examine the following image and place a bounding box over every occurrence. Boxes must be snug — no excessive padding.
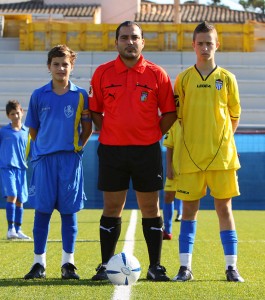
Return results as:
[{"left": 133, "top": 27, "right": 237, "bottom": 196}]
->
[
  {"left": 150, "top": 0, "right": 245, "bottom": 11},
  {"left": 0, "top": 0, "right": 30, "bottom": 3},
  {"left": 0, "top": 0, "right": 245, "bottom": 12}
]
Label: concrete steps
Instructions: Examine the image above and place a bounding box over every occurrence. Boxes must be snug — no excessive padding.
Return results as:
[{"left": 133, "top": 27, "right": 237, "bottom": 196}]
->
[
  {"left": 1, "top": 50, "right": 265, "bottom": 66},
  {"left": 164, "top": 65, "right": 265, "bottom": 81},
  {"left": 240, "top": 109, "right": 265, "bottom": 125},
  {"left": 0, "top": 77, "right": 89, "bottom": 93},
  {"left": 1, "top": 77, "right": 264, "bottom": 101},
  {"left": 0, "top": 51, "right": 264, "bottom": 129},
  {"left": 1, "top": 92, "right": 263, "bottom": 108},
  {"left": 240, "top": 95, "right": 265, "bottom": 109},
  {"left": 0, "top": 64, "right": 95, "bottom": 80},
  {"left": 2, "top": 63, "right": 264, "bottom": 82}
]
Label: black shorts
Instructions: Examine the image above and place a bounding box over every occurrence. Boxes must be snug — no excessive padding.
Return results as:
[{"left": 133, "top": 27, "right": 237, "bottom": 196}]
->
[{"left": 97, "top": 142, "right": 163, "bottom": 192}]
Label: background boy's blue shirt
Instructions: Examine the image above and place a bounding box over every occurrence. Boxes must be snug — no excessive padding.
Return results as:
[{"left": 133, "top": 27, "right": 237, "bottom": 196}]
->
[
  {"left": 0, "top": 123, "right": 29, "bottom": 169},
  {"left": 25, "top": 80, "right": 88, "bottom": 159}
]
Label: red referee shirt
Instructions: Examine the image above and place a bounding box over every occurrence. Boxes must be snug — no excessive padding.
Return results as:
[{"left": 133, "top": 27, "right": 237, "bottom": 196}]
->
[{"left": 89, "top": 55, "right": 175, "bottom": 145}]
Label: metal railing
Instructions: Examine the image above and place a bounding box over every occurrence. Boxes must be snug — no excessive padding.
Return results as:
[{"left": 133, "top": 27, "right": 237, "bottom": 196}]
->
[{"left": 18, "top": 22, "right": 254, "bottom": 52}]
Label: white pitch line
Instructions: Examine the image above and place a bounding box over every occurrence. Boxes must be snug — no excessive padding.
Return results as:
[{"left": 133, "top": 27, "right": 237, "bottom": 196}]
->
[{"left": 112, "top": 209, "right": 138, "bottom": 300}]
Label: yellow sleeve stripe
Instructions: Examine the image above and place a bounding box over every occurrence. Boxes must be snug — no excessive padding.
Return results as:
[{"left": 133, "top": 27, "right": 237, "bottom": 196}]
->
[
  {"left": 25, "top": 134, "right": 31, "bottom": 165},
  {"left": 74, "top": 93, "right": 84, "bottom": 152}
]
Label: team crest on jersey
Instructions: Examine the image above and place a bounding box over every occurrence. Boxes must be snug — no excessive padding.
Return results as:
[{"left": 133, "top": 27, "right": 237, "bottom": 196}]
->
[
  {"left": 28, "top": 185, "right": 36, "bottom": 197},
  {"left": 64, "top": 105, "right": 74, "bottom": 118},
  {"left": 89, "top": 85, "right": 93, "bottom": 97},
  {"left": 140, "top": 91, "right": 148, "bottom": 102},
  {"left": 215, "top": 79, "right": 223, "bottom": 90}
]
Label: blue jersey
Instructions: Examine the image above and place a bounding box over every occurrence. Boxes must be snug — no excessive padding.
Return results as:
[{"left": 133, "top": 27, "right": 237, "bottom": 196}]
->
[
  {"left": 0, "top": 123, "right": 29, "bottom": 170},
  {"left": 25, "top": 80, "right": 88, "bottom": 158}
]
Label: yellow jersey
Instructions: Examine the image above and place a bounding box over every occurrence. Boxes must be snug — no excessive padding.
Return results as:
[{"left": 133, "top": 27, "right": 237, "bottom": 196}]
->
[
  {"left": 174, "top": 65, "right": 241, "bottom": 173},
  {"left": 163, "top": 121, "right": 181, "bottom": 176}
]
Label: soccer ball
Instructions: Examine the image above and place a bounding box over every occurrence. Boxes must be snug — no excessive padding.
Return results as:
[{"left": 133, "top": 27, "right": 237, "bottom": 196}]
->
[{"left": 106, "top": 252, "right": 141, "bottom": 285}]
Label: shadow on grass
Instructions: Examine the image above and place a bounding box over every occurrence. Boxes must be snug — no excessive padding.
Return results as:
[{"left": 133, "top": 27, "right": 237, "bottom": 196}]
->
[
  {"left": 138, "top": 278, "right": 227, "bottom": 283},
  {"left": 0, "top": 278, "right": 112, "bottom": 287},
  {"left": 0, "top": 238, "right": 144, "bottom": 243},
  {"left": 0, "top": 278, "right": 229, "bottom": 287}
]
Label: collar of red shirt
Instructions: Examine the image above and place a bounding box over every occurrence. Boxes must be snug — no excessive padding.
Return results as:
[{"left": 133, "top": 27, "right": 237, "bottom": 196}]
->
[{"left": 115, "top": 54, "right": 147, "bottom": 74}]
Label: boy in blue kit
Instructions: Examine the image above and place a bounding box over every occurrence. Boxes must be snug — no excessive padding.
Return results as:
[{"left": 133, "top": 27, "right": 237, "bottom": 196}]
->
[
  {"left": 24, "top": 45, "right": 92, "bottom": 280},
  {"left": 0, "top": 100, "right": 31, "bottom": 240}
]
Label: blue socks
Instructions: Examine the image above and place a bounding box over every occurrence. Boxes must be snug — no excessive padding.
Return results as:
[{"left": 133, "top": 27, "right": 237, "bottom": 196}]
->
[
  {"left": 174, "top": 199, "right": 183, "bottom": 215},
  {"left": 179, "top": 220, "right": 197, "bottom": 253},
  {"left": 6, "top": 203, "right": 25, "bottom": 232},
  {"left": 33, "top": 210, "right": 52, "bottom": 254},
  {"left": 163, "top": 202, "right": 174, "bottom": 233},
  {"left": 179, "top": 224, "right": 238, "bottom": 255},
  {"left": 33, "top": 211, "right": 78, "bottom": 254},
  {"left": 15, "top": 206, "right": 23, "bottom": 232},
  {"left": 220, "top": 230, "right": 238, "bottom": 255},
  {"left": 61, "top": 213, "right": 78, "bottom": 253},
  {"left": 6, "top": 202, "right": 16, "bottom": 230}
]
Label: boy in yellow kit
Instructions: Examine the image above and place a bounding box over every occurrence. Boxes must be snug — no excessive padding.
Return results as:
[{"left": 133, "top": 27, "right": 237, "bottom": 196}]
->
[
  {"left": 173, "top": 21, "right": 244, "bottom": 282},
  {"left": 162, "top": 121, "right": 182, "bottom": 240}
]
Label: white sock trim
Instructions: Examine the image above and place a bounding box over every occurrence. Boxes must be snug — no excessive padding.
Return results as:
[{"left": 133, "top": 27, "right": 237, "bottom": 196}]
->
[
  {"left": 62, "top": 249, "right": 74, "bottom": 266},
  {"left": 225, "top": 255, "right": 237, "bottom": 270},
  {"left": 179, "top": 253, "right": 192, "bottom": 269},
  {"left": 34, "top": 253, "right": 46, "bottom": 268}
]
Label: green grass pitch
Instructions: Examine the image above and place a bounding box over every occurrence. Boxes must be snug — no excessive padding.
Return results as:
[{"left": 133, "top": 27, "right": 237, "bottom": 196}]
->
[{"left": 0, "top": 209, "right": 264, "bottom": 299}]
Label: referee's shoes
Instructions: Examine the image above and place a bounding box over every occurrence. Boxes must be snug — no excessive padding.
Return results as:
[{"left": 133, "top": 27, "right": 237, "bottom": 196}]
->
[
  {"left": 91, "top": 264, "right": 108, "bottom": 281},
  {"left": 146, "top": 264, "right": 170, "bottom": 281}
]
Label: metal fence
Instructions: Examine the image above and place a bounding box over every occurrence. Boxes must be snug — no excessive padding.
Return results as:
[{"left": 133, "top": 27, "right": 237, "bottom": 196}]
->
[{"left": 18, "top": 22, "right": 254, "bottom": 52}]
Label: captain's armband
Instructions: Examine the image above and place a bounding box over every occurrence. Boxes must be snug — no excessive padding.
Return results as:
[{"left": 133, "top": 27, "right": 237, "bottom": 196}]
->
[{"left": 81, "top": 109, "right": 92, "bottom": 122}]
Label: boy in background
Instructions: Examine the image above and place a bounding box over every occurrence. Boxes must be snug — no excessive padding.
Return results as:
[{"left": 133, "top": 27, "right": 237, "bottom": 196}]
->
[
  {"left": 163, "top": 121, "right": 182, "bottom": 240},
  {"left": 24, "top": 45, "right": 92, "bottom": 280},
  {"left": 0, "top": 100, "right": 31, "bottom": 240}
]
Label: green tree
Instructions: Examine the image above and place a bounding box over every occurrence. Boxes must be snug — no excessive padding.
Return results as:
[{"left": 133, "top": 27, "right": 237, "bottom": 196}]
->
[
  {"left": 211, "top": 0, "right": 221, "bottom": 4},
  {"left": 239, "top": 0, "right": 265, "bottom": 13}
]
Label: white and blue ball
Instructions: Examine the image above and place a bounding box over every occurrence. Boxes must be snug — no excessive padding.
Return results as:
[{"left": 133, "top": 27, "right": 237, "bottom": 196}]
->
[{"left": 106, "top": 252, "right": 141, "bottom": 285}]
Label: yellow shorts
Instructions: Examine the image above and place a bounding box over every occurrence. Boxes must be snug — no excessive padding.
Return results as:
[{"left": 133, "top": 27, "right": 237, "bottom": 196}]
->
[
  {"left": 164, "top": 177, "right": 178, "bottom": 192},
  {"left": 175, "top": 170, "right": 240, "bottom": 201}
]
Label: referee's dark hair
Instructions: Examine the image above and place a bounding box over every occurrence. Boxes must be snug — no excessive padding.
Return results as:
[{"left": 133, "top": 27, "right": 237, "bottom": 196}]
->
[{"left": 115, "top": 21, "right": 143, "bottom": 39}]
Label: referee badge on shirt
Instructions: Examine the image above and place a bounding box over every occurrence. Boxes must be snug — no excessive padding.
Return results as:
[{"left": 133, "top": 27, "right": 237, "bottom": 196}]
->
[
  {"left": 140, "top": 91, "right": 148, "bottom": 102},
  {"left": 89, "top": 85, "right": 93, "bottom": 97},
  {"left": 215, "top": 79, "right": 223, "bottom": 90}
]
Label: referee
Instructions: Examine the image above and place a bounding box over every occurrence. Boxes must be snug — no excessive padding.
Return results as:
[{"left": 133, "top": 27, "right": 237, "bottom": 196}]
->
[{"left": 89, "top": 21, "right": 176, "bottom": 281}]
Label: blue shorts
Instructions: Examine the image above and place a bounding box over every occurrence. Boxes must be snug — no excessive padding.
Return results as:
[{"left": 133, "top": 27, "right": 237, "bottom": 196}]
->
[
  {"left": 28, "top": 151, "right": 86, "bottom": 214},
  {"left": 0, "top": 167, "right": 28, "bottom": 203}
]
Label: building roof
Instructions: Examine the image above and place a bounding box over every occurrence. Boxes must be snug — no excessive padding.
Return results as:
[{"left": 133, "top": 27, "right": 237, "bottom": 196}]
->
[
  {"left": 137, "top": 2, "right": 265, "bottom": 23},
  {"left": 0, "top": 0, "right": 264, "bottom": 23},
  {"left": 0, "top": 0, "right": 99, "bottom": 18}
]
